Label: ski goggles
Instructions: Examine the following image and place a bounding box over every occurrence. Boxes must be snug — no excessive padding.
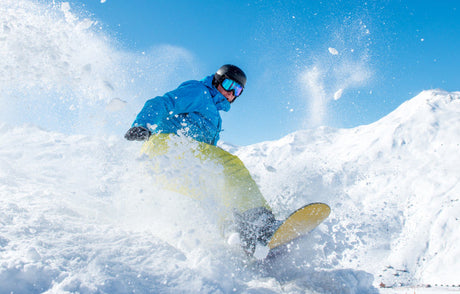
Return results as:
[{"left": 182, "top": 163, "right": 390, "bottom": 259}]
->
[{"left": 221, "top": 78, "right": 244, "bottom": 97}]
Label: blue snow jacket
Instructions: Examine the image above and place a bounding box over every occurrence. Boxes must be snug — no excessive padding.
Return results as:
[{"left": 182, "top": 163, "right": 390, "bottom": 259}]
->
[{"left": 131, "top": 75, "right": 231, "bottom": 145}]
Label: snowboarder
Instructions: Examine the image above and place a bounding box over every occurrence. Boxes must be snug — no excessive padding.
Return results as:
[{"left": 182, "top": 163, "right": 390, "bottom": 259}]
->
[
  {"left": 125, "top": 64, "right": 244, "bottom": 145},
  {"left": 125, "top": 64, "right": 278, "bottom": 255}
]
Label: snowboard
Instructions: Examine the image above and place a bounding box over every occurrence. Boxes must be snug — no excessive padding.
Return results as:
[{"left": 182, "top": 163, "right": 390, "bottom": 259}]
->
[{"left": 267, "top": 202, "right": 330, "bottom": 250}]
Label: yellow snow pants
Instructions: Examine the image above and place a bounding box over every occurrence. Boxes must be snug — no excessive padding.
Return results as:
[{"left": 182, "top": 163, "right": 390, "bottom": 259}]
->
[{"left": 140, "top": 134, "right": 270, "bottom": 214}]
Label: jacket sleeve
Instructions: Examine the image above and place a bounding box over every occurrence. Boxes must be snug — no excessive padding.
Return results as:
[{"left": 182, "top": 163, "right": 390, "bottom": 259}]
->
[{"left": 132, "top": 81, "right": 208, "bottom": 130}]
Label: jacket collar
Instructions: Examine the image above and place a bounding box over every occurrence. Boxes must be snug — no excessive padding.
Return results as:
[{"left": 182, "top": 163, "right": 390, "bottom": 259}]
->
[{"left": 202, "top": 75, "right": 231, "bottom": 112}]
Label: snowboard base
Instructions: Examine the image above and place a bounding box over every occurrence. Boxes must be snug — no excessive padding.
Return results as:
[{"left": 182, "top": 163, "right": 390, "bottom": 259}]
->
[{"left": 267, "top": 202, "right": 330, "bottom": 250}]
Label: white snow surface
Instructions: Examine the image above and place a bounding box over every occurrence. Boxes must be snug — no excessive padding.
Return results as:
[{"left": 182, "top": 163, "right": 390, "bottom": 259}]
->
[
  {"left": 1, "top": 1, "right": 460, "bottom": 293},
  {"left": 234, "top": 90, "right": 460, "bottom": 291},
  {"left": 1, "top": 91, "right": 459, "bottom": 293}
]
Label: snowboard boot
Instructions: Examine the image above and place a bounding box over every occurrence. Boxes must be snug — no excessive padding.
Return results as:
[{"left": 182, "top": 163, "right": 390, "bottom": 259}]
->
[{"left": 233, "top": 207, "right": 281, "bottom": 256}]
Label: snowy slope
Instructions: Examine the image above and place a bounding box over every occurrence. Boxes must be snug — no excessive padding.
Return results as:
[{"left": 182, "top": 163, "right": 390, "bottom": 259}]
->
[
  {"left": 1, "top": 90, "right": 459, "bottom": 293},
  {"left": 236, "top": 89, "right": 460, "bottom": 289}
]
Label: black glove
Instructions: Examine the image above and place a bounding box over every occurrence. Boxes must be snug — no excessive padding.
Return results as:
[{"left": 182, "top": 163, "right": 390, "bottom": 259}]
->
[{"left": 124, "top": 126, "right": 151, "bottom": 141}]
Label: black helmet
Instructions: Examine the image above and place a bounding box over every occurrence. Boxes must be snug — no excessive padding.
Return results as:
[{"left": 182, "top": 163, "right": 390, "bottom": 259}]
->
[{"left": 213, "top": 64, "right": 247, "bottom": 88}]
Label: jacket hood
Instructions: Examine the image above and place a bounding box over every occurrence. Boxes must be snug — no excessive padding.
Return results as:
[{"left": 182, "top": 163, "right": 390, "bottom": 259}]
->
[{"left": 202, "top": 75, "right": 231, "bottom": 112}]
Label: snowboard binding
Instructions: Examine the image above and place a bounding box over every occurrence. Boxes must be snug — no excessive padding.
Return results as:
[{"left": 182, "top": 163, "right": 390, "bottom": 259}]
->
[{"left": 233, "top": 207, "right": 281, "bottom": 256}]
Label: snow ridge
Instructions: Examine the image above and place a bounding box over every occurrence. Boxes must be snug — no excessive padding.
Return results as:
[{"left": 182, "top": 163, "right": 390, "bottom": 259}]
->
[{"left": 236, "top": 90, "right": 460, "bottom": 288}]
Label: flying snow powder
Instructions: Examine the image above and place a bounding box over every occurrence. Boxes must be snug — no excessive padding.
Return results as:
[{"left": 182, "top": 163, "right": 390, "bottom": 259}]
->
[{"left": 328, "top": 47, "right": 339, "bottom": 55}]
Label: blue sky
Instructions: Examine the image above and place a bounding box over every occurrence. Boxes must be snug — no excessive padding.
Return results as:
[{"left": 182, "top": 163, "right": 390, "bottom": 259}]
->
[{"left": 74, "top": 0, "right": 459, "bottom": 145}]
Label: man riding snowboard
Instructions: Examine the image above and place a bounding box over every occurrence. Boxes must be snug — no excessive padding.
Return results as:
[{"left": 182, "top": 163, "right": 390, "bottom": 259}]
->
[{"left": 125, "top": 64, "right": 278, "bottom": 255}]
